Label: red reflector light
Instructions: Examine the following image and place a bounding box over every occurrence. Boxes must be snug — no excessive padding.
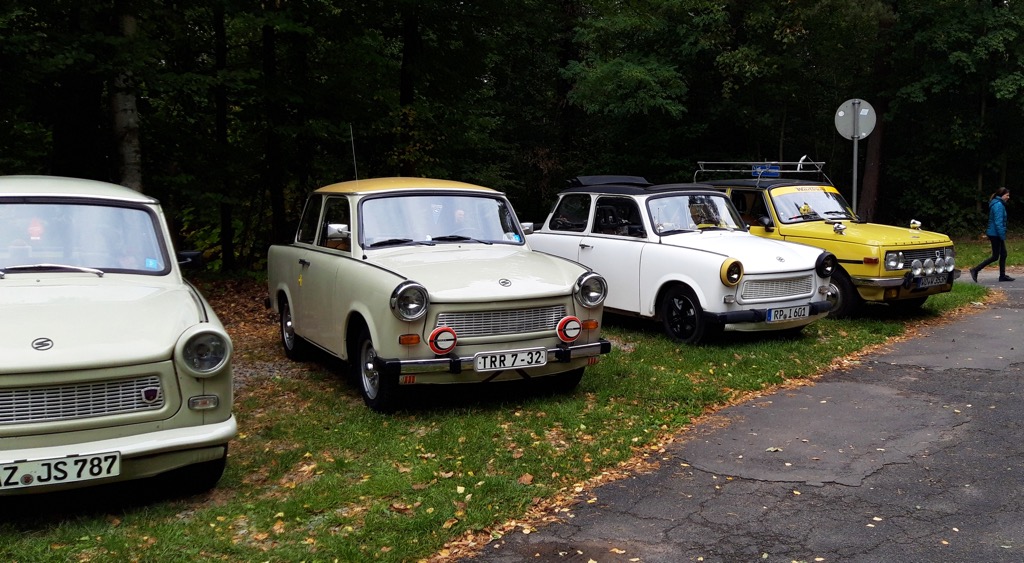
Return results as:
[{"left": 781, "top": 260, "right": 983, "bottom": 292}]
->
[
  {"left": 399, "top": 334, "right": 420, "bottom": 346},
  {"left": 863, "top": 257, "right": 879, "bottom": 265},
  {"left": 402, "top": 375, "right": 416, "bottom": 384}
]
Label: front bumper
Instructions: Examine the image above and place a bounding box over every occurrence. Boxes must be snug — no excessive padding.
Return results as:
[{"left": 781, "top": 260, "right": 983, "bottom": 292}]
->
[
  {"left": 705, "top": 300, "right": 833, "bottom": 325},
  {"left": 851, "top": 269, "right": 960, "bottom": 289},
  {"left": 374, "top": 338, "right": 612, "bottom": 376}
]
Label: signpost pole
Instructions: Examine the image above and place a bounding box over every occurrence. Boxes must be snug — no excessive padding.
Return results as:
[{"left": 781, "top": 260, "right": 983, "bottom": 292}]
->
[{"left": 852, "top": 99, "right": 861, "bottom": 213}]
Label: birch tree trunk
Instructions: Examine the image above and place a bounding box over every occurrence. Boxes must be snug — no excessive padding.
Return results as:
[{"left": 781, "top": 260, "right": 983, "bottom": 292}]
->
[{"left": 112, "top": 12, "right": 143, "bottom": 192}]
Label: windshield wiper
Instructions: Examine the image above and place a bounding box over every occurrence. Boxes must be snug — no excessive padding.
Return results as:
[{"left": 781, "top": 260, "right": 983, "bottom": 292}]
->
[
  {"left": 658, "top": 228, "right": 697, "bottom": 236},
  {"left": 431, "top": 235, "right": 493, "bottom": 245},
  {"left": 0, "top": 263, "right": 105, "bottom": 278},
  {"left": 823, "top": 210, "right": 852, "bottom": 218},
  {"left": 367, "top": 238, "right": 434, "bottom": 248}
]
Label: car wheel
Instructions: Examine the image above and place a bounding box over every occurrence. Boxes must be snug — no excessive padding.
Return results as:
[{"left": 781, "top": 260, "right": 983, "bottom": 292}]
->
[
  {"left": 279, "top": 297, "right": 310, "bottom": 360},
  {"left": 164, "top": 452, "right": 227, "bottom": 496},
  {"left": 660, "top": 286, "right": 716, "bottom": 344},
  {"left": 544, "top": 367, "right": 585, "bottom": 394},
  {"left": 826, "top": 271, "right": 861, "bottom": 318},
  {"left": 350, "top": 328, "right": 399, "bottom": 413}
]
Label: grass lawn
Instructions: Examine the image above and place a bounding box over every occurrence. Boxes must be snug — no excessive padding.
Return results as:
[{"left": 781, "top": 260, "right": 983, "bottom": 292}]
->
[{"left": 0, "top": 236, "right": 1010, "bottom": 562}]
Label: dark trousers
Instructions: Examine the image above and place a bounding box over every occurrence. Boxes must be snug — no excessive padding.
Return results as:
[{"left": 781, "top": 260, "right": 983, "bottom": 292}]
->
[{"left": 975, "top": 235, "right": 1008, "bottom": 276}]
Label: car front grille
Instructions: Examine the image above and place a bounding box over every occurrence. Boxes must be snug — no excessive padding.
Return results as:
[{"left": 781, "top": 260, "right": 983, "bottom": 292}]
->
[
  {"left": 741, "top": 275, "right": 814, "bottom": 300},
  {"left": 435, "top": 305, "right": 567, "bottom": 337},
  {"left": 0, "top": 375, "right": 165, "bottom": 425},
  {"left": 900, "top": 246, "right": 954, "bottom": 263}
]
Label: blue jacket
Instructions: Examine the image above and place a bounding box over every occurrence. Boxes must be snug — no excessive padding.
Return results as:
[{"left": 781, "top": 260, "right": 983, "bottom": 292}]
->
[{"left": 986, "top": 197, "right": 1008, "bottom": 239}]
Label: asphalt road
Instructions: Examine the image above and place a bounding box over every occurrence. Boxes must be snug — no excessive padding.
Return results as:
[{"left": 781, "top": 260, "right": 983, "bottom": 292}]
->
[{"left": 463, "top": 272, "right": 1024, "bottom": 563}]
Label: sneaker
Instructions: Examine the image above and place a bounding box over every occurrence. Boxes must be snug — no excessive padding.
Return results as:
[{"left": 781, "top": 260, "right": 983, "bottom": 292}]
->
[
  {"left": 969, "top": 268, "right": 978, "bottom": 282},
  {"left": 999, "top": 275, "right": 1015, "bottom": 282}
]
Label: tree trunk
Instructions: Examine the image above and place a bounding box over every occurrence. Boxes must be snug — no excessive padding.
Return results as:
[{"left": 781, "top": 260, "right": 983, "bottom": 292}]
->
[
  {"left": 263, "top": 19, "right": 287, "bottom": 245},
  {"left": 111, "top": 12, "right": 143, "bottom": 192},
  {"left": 398, "top": 5, "right": 421, "bottom": 177},
  {"left": 215, "top": 4, "right": 235, "bottom": 270},
  {"left": 858, "top": 100, "right": 885, "bottom": 222}
]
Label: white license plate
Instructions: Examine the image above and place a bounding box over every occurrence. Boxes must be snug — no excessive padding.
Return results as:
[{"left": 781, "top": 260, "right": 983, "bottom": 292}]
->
[
  {"left": 0, "top": 452, "right": 121, "bottom": 490},
  {"left": 766, "top": 305, "right": 809, "bottom": 323},
  {"left": 917, "top": 274, "right": 947, "bottom": 288},
  {"left": 474, "top": 348, "right": 547, "bottom": 372}
]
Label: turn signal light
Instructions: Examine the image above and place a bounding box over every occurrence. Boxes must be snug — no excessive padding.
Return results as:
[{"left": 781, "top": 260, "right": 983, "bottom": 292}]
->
[
  {"left": 398, "top": 334, "right": 420, "bottom": 346},
  {"left": 581, "top": 319, "right": 599, "bottom": 330}
]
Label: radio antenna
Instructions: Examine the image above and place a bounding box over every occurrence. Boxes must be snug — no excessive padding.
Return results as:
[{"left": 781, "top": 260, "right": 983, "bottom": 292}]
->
[{"left": 349, "top": 123, "right": 359, "bottom": 180}]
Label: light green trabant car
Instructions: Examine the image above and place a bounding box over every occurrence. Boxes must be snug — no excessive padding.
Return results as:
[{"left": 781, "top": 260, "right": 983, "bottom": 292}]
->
[
  {"left": 0, "top": 176, "right": 234, "bottom": 495},
  {"left": 267, "top": 177, "right": 611, "bottom": 413}
]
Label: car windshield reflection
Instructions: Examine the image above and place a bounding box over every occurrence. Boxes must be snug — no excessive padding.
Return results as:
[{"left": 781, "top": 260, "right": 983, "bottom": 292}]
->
[
  {"left": 770, "top": 188, "right": 856, "bottom": 224},
  {"left": 360, "top": 194, "right": 524, "bottom": 248},
  {"left": 648, "top": 193, "right": 745, "bottom": 235},
  {"left": 0, "top": 202, "right": 169, "bottom": 273}
]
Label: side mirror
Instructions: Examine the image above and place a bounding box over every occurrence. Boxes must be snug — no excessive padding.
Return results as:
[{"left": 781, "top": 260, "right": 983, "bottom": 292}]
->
[
  {"left": 520, "top": 222, "right": 534, "bottom": 235},
  {"left": 757, "top": 216, "right": 774, "bottom": 233},
  {"left": 177, "top": 250, "right": 204, "bottom": 270}
]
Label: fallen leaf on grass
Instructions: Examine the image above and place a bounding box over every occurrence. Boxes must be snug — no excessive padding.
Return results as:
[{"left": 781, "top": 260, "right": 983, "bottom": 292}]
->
[{"left": 518, "top": 473, "right": 534, "bottom": 485}]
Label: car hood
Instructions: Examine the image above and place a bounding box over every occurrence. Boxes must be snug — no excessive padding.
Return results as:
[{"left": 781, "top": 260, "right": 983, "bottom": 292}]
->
[
  {"left": 779, "top": 221, "right": 952, "bottom": 247},
  {"left": 0, "top": 278, "right": 204, "bottom": 374},
  {"left": 662, "top": 231, "right": 824, "bottom": 273},
  {"left": 370, "top": 245, "right": 587, "bottom": 301}
]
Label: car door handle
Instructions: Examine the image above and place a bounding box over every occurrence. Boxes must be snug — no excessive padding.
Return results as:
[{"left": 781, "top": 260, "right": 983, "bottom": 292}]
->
[
  {"left": 579, "top": 243, "right": 592, "bottom": 249},
  {"left": 298, "top": 259, "right": 310, "bottom": 267}
]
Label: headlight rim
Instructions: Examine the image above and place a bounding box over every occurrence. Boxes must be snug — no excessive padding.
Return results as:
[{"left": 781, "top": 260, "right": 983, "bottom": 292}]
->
[
  {"left": 574, "top": 272, "right": 608, "bottom": 308},
  {"left": 816, "top": 252, "right": 837, "bottom": 278},
  {"left": 390, "top": 281, "right": 430, "bottom": 321},
  {"left": 720, "top": 258, "right": 743, "bottom": 287},
  {"left": 175, "top": 327, "right": 232, "bottom": 379}
]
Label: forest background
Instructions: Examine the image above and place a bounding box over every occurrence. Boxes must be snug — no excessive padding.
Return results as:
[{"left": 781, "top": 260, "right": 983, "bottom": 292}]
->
[{"left": 2, "top": 0, "right": 1022, "bottom": 271}]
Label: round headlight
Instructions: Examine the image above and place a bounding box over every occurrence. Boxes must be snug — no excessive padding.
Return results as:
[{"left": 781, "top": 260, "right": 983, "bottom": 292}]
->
[
  {"left": 910, "top": 259, "right": 923, "bottom": 276},
  {"left": 575, "top": 272, "right": 608, "bottom": 308},
  {"left": 181, "top": 331, "right": 231, "bottom": 376},
  {"left": 816, "top": 252, "right": 837, "bottom": 278},
  {"left": 923, "top": 258, "right": 935, "bottom": 275},
  {"left": 390, "top": 281, "right": 429, "bottom": 321},
  {"left": 720, "top": 258, "right": 743, "bottom": 287},
  {"left": 945, "top": 256, "right": 956, "bottom": 271},
  {"left": 884, "top": 251, "right": 904, "bottom": 270}
]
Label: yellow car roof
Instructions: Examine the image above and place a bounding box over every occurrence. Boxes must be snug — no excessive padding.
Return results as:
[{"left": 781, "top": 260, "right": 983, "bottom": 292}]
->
[{"left": 315, "top": 177, "right": 497, "bottom": 195}]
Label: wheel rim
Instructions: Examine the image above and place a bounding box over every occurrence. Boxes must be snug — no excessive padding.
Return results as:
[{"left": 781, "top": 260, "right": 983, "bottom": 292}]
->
[
  {"left": 826, "top": 280, "right": 844, "bottom": 314},
  {"left": 281, "top": 302, "right": 296, "bottom": 349},
  {"left": 666, "top": 292, "right": 698, "bottom": 341},
  {"left": 360, "top": 340, "right": 380, "bottom": 400}
]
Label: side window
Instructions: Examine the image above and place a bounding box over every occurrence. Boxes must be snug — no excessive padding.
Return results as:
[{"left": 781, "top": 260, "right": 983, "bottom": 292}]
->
[
  {"left": 319, "top": 197, "right": 352, "bottom": 252},
  {"left": 594, "top": 197, "right": 645, "bottom": 238},
  {"left": 549, "top": 194, "right": 591, "bottom": 232},
  {"left": 748, "top": 191, "right": 770, "bottom": 221},
  {"left": 297, "top": 195, "right": 324, "bottom": 244}
]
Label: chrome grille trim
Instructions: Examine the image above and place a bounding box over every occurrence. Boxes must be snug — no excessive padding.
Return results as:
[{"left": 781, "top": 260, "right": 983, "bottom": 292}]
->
[
  {"left": 741, "top": 275, "right": 814, "bottom": 300},
  {"left": 436, "top": 305, "right": 567, "bottom": 337},
  {"left": 0, "top": 375, "right": 164, "bottom": 425},
  {"left": 900, "top": 246, "right": 954, "bottom": 263}
]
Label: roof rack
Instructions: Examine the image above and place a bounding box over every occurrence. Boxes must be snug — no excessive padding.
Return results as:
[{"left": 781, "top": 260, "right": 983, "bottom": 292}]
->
[{"left": 694, "top": 158, "right": 832, "bottom": 186}]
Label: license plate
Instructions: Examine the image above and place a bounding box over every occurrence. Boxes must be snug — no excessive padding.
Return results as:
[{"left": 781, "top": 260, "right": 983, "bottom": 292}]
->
[
  {"left": 917, "top": 274, "right": 947, "bottom": 288},
  {"left": 766, "top": 305, "right": 809, "bottom": 322},
  {"left": 0, "top": 452, "right": 121, "bottom": 490},
  {"left": 474, "top": 348, "right": 547, "bottom": 372}
]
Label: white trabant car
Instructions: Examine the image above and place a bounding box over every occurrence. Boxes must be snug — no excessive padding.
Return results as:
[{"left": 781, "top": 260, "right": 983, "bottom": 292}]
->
[
  {"left": 527, "top": 176, "right": 836, "bottom": 344},
  {"left": 0, "top": 176, "right": 235, "bottom": 496},
  {"left": 266, "top": 177, "right": 611, "bottom": 413}
]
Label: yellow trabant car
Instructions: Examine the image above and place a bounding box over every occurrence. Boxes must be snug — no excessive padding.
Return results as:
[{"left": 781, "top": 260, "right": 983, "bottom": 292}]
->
[
  {"left": 700, "top": 162, "right": 959, "bottom": 317},
  {"left": 266, "top": 177, "right": 610, "bottom": 412}
]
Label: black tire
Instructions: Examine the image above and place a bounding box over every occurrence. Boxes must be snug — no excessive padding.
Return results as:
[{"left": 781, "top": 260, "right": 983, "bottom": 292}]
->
[
  {"left": 659, "top": 285, "right": 718, "bottom": 344},
  {"left": 279, "top": 297, "right": 310, "bottom": 361},
  {"left": 349, "top": 328, "right": 400, "bottom": 413},
  {"left": 544, "top": 367, "right": 585, "bottom": 394},
  {"left": 165, "top": 452, "right": 227, "bottom": 496},
  {"left": 826, "top": 271, "right": 861, "bottom": 318}
]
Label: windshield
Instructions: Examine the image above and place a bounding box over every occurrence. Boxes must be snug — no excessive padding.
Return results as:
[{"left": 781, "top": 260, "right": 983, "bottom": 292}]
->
[
  {"left": 0, "top": 201, "right": 169, "bottom": 274},
  {"left": 647, "top": 193, "right": 745, "bottom": 235},
  {"left": 359, "top": 193, "right": 524, "bottom": 248},
  {"left": 770, "top": 185, "right": 855, "bottom": 224}
]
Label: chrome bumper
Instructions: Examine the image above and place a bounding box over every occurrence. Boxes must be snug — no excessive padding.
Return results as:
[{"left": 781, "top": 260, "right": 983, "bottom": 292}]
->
[
  {"left": 851, "top": 269, "right": 960, "bottom": 288},
  {"left": 374, "top": 339, "right": 612, "bottom": 376},
  {"left": 705, "top": 300, "right": 832, "bottom": 324}
]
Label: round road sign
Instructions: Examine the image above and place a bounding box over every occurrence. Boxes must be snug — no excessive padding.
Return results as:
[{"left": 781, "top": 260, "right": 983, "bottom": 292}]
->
[{"left": 835, "top": 99, "right": 876, "bottom": 140}]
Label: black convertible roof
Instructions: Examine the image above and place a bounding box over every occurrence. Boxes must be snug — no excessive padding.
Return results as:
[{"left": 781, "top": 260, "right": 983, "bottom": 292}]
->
[{"left": 561, "top": 175, "right": 724, "bottom": 197}]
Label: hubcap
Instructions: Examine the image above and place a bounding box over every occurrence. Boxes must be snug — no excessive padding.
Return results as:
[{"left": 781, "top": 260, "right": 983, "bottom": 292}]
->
[{"left": 361, "top": 342, "right": 380, "bottom": 400}]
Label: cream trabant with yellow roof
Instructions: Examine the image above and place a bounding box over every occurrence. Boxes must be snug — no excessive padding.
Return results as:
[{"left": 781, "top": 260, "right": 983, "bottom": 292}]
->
[
  {"left": 699, "top": 161, "right": 960, "bottom": 317},
  {"left": 266, "top": 177, "right": 610, "bottom": 412}
]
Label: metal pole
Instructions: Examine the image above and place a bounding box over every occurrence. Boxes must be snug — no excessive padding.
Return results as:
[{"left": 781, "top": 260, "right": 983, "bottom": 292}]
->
[{"left": 852, "top": 99, "right": 860, "bottom": 213}]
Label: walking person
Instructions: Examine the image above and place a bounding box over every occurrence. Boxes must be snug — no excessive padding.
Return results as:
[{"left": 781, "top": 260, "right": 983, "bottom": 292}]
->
[{"left": 970, "top": 187, "right": 1014, "bottom": 282}]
